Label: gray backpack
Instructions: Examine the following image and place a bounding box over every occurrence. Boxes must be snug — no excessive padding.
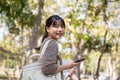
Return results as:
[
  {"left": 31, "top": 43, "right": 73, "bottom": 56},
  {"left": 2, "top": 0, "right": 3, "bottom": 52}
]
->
[{"left": 21, "top": 40, "right": 61, "bottom": 80}]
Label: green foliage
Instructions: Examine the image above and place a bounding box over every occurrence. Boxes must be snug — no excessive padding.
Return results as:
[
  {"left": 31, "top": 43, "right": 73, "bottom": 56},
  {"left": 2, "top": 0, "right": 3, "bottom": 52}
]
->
[
  {"left": 82, "top": 36, "right": 101, "bottom": 52},
  {"left": 0, "top": 0, "right": 120, "bottom": 78},
  {"left": 6, "top": 59, "right": 16, "bottom": 68},
  {"left": 9, "top": 27, "right": 19, "bottom": 35},
  {"left": 104, "top": 43, "right": 112, "bottom": 52},
  {"left": 60, "top": 52, "right": 73, "bottom": 60},
  {"left": 85, "top": 52, "right": 98, "bottom": 73},
  {"left": 0, "top": 0, "right": 36, "bottom": 34}
]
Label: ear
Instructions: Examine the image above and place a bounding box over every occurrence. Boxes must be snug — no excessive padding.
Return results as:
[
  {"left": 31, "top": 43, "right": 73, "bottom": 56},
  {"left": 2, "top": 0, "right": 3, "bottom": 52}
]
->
[{"left": 46, "top": 27, "right": 49, "bottom": 32}]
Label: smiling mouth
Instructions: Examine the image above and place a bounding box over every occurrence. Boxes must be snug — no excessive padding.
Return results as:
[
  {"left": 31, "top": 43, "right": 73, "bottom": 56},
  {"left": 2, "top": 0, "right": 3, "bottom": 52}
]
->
[{"left": 57, "top": 33, "right": 63, "bottom": 36}]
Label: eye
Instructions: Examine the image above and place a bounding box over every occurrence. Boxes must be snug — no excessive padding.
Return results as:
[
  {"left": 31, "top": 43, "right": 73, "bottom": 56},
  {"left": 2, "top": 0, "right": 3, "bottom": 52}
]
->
[
  {"left": 61, "top": 26, "right": 65, "bottom": 28},
  {"left": 54, "top": 25, "right": 59, "bottom": 28}
]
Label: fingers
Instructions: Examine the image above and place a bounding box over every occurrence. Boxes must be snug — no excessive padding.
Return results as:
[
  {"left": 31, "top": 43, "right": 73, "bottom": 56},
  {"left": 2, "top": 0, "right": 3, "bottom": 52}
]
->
[
  {"left": 68, "top": 69, "right": 74, "bottom": 76},
  {"left": 67, "top": 61, "right": 77, "bottom": 69},
  {"left": 68, "top": 67, "right": 76, "bottom": 76}
]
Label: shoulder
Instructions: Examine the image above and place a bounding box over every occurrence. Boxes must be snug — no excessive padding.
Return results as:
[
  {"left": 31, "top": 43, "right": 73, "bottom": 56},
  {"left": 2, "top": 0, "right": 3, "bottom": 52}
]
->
[
  {"left": 43, "top": 38, "right": 58, "bottom": 47},
  {"left": 48, "top": 39, "right": 58, "bottom": 48}
]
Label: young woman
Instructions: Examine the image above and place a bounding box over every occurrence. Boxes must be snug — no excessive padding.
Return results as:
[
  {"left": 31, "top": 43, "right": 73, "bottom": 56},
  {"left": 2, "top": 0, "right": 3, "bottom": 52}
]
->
[{"left": 41, "top": 15, "right": 79, "bottom": 80}]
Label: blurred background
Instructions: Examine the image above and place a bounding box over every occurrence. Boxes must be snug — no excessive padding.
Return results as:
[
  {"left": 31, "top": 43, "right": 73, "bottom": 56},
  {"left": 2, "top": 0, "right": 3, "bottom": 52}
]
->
[{"left": 0, "top": 0, "right": 120, "bottom": 80}]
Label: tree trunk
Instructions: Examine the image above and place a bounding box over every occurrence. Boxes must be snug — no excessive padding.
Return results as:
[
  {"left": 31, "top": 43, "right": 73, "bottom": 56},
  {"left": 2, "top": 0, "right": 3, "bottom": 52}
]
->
[
  {"left": 70, "top": 33, "right": 86, "bottom": 80},
  {"left": 29, "top": 0, "right": 44, "bottom": 50},
  {"left": 26, "top": 0, "right": 44, "bottom": 61},
  {"left": 94, "top": 29, "right": 108, "bottom": 80},
  {"left": 94, "top": 52, "right": 104, "bottom": 80},
  {"left": 112, "top": 42, "right": 119, "bottom": 80}
]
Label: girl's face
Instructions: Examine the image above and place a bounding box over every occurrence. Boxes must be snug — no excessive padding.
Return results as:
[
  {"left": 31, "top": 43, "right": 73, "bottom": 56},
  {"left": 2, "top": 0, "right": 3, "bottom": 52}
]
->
[{"left": 46, "top": 20, "right": 65, "bottom": 40}]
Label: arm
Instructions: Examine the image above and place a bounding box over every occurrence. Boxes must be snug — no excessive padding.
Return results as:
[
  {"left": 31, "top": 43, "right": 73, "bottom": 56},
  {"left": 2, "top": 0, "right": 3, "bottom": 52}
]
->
[
  {"left": 55, "top": 61, "right": 77, "bottom": 73},
  {"left": 41, "top": 40, "right": 59, "bottom": 75},
  {"left": 41, "top": 39, "right": 78, "bottom": 75}
]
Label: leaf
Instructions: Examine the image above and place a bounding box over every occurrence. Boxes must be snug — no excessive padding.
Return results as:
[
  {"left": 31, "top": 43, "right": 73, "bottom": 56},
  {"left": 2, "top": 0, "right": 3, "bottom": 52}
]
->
[{"left": 9, "top": 27, "right": 20, "bottom": 35}]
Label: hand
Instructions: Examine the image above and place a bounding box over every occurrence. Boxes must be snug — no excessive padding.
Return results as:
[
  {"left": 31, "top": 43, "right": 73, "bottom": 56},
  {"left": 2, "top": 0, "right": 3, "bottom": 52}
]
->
[
  {"left": 68, "top": 67, "right": 75, "bottom": 76},
  {"left": 66, "top": 61, "right": 77, "bottom": 69}
]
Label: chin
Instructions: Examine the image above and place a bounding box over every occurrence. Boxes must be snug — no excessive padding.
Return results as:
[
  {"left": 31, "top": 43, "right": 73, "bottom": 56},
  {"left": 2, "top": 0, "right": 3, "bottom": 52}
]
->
[
  {"left": 55, "top": 36, "right": 63, "bottom": 40},
  {"left": 58, "top": 36, "right": 63, "bottom": 38},
  {"left": 55, "top": 37, "right": 61, "bottom": 40}
]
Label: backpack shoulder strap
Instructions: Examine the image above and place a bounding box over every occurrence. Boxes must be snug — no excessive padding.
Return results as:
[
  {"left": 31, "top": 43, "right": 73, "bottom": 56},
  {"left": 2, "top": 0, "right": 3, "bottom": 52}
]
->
[
  {"left": 28, "top": 39, "right": 51, "bottom": 61},
  {"left": 39, "top": 39, "right": 51, "bottom": 59}
]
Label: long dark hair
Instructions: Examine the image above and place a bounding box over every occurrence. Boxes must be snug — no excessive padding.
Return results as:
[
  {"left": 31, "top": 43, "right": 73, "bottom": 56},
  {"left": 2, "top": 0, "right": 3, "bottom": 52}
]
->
[{"left": 41, "top": 15, "right": 65, "bottom": 42}]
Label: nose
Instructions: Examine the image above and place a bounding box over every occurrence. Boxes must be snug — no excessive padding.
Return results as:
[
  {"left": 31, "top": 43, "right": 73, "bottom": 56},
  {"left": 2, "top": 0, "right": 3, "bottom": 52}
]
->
[{"left": 58, "top": 26, "right": 63, "bottom": 31}]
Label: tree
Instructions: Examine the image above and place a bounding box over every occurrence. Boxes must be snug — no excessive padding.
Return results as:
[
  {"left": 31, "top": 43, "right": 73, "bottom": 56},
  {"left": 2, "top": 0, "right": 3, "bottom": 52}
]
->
[
  {"left": 61, "top": 0, "right": 120, "bottom": 80},
  {"left": 0, "top": 0, "right": 120, "bottom": 79},
  {"left": 25, "top": 0, "right": 44, "bottom": 64}
]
